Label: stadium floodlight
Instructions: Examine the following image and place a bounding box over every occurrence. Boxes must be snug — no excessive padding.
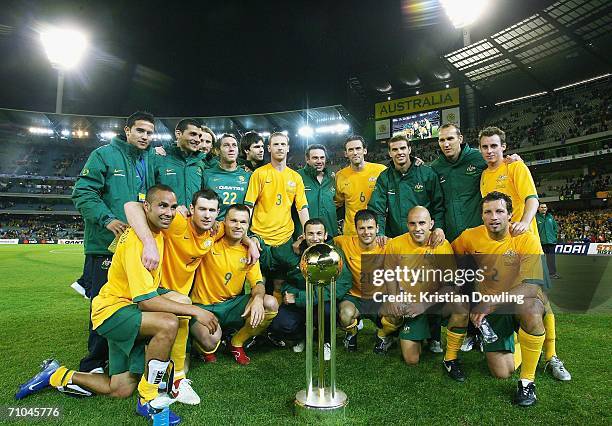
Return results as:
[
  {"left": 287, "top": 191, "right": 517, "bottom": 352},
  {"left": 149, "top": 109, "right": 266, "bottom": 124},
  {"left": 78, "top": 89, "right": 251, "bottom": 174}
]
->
[
  {"left": 40, "top": 27, "right": 88, "bottom": 114},
  {"left": 298, "top": 126, "right": 314, "bottom": 138},
  {"left": 440, "top": 0, "right": 490, "bottom": 28},
  {"left": 494, "top": 91, "right": 548, "bottom": 106}
]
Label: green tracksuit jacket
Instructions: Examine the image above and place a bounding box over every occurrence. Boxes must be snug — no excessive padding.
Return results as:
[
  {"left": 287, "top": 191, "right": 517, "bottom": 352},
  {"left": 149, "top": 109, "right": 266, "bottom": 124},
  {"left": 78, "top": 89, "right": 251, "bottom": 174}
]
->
[
  {"left": 367, "top": 159, "right": 445, "bottom": 237},
  {"left": 430, "top": 145, "right": 487, "bottom": 242},
  {"left": 153, "top": 142, "right": 206, "bottom": 206},
  {"left": 72, "top": 136, "right": 156, "bottom": 255},
  {"left": 293, "top": 165, "right": 338, "bottom": 238},
  {"left": 536, "top": 212, "right": 558, "bottom": 244}
]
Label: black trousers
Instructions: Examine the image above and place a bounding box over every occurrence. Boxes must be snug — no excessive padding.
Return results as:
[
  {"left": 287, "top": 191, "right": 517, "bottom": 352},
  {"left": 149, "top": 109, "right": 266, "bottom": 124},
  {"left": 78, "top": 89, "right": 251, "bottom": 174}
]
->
[
  {"left": 75, "top": 255, "right": 93, "bottom": 297},
  {"left": 542, "top": 244, "right": 557, "bottom": 275},
  {"left": 270, "top": 302, "right": 333, "bottom": 343},
  {"left": 79, "top": 254, "right": 111, "bottom": 372}
]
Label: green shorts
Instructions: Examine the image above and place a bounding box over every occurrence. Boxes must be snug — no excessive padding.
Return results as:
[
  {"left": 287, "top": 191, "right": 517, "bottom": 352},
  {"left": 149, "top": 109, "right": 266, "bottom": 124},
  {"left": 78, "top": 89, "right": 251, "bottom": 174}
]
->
[
  {"left": 482, "top": 314, "right": 518, "bottom": 353},
  {"left": 258, "top": 238, "right": 295, "bottom": 281},
  {"left": 399, "top": 314, "right": 431, "bottom": 341},
  {"left": 341, "top": 294, "right": 381, "bottom": 323},
  {"left": 96, "top": 304, "right": 145, "bottom": 376},
  {"left": 193, "top": 294, "right": 251, "bottom": 330}
]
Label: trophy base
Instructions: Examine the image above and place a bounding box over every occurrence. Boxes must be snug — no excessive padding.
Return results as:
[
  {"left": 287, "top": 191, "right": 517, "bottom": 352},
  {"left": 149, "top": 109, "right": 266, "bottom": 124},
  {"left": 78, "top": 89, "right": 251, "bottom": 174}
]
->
[{"left": 294, "top": 388, "right": 347, "bottom": 420}]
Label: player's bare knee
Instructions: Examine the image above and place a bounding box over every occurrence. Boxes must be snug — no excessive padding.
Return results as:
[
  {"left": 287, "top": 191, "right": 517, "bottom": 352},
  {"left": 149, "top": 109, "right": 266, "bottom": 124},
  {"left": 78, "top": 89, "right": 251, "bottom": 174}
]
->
[
  {"left": 109, "top": 384, "right": 135, "bottom": 399},
  {"left": 263, "top": 294, "right": 279, "bottom": 312},
  {"left": 157, "top": 313, "right": 179, "bottom": 338},
  {"left": 402, "top": 352, "right": 420, "bottom": 365},
  {"left": 448, "top": 313, "right": 469, "bottom": 328},
  {"left": 489, "top": 366, "right": 513, "bottom": 379}
]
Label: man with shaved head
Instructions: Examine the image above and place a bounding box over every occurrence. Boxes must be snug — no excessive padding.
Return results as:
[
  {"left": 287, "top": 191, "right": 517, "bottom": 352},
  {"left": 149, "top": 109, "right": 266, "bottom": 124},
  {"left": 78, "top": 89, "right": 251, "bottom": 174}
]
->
[{"left": 382, "top": 206, "right": 469, "bottom": 381}]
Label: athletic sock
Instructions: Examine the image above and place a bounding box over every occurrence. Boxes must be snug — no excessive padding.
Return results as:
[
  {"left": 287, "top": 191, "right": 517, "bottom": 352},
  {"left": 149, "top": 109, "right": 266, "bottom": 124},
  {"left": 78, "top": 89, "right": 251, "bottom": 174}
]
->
[
  {"left": 378, "top": 316, "right": 401, "bottom": 338},
  {"left": 193, "top": 338, "right": 221, "bottom": 355},
  {"left": 231, "top": 310, "right": 278, "bottom": 347},
  {"left": 138, "top": 359, "right": 169, "bottom": 402},
  {"left": 49, "top": 366, "right": 75, "bottom": 387},
  {"left": 342, "top": 318, "right": 359, "bottom": 336},
  {"left": 518, "top": 328, "right": 545, "bottom": 382},
  {"left": 543, "top": 312, "right": 557, "bottom": 361},
  {"left": 513, "top": 332, "right": 522, "bottom": 369},
  {"left": 170, "top": 316, "right": 189, "bottom": 380},
  {"left": 444, "top": 328, "right": 466, "bottom": 361}
]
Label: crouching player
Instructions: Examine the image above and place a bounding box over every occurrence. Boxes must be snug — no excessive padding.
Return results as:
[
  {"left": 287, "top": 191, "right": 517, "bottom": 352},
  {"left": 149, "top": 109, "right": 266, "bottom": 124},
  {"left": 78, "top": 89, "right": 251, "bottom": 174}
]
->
[
  {"left": 382, "top": 206, "right": 469, "bottom": 381},
  {"left": 452, "top": 191, "right": 548, "bottom": 406},
  {"left": 333, "top": 209, "right": 392, "bottom": 353},
  {"left": 190, "top": 204, "right": 278, "bottom": 365},
  {"left": 15, "top": 185, "right": 219, "bottom": 424}
]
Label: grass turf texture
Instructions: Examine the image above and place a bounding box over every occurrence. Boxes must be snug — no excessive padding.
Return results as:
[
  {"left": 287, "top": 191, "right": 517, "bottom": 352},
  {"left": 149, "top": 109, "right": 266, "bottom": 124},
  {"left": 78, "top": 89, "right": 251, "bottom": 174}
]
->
[{"left": 1, "top": 245, "right": 610, "bottom": 425}]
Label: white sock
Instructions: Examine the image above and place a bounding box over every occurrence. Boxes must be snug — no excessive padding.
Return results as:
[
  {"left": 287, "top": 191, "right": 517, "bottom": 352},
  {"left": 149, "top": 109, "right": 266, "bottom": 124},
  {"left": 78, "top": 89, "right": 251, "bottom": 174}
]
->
[{"left": 520, "top": 378, "right": 533, "bottom": 387}]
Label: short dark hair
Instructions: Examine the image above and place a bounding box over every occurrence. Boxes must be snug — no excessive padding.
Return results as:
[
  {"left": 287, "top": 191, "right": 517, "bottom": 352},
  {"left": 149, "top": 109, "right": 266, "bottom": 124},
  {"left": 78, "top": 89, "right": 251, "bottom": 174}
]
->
[
  {"left": 226, "top": 203, "right": 250, "bottom": 217},
  {"left": 191, "top": 188, "right": 220, "bottom": 208},
  {"left": 344, "top": 135, "right": 366, "bottom": 150},
  {"left": 125, "top": 111, "right": 155, "bottom": 129},
  {"left": 218, "top": 133, "right": 238, "bottom": 147},
  {"left": 145, "top": 184, "right": 175, "bottom": 203},
  {"left": 304, "top": 218, "right": 326, "bottom": 233},
  {"left": 176, "top": 118, "right": 201, "bottom": 133},
  {"left": 439, "top": 123, "right": 462, "bottom": 137},
  {"left": 354, "top": 209, "right": 377, "bottom": 227},
  {"left": 269, "top": 131, "right": 290, "bottom": 145},
  {"left": 387, "top": 134, "right": 410, "bottom": 150},
  {"left": 305, "top": 144, "right": 327, "bottom": 158},
  {"left": 479, "top": 126, "right": 506, "bottom": 145},
  {"left": 240, "top": 131, "right": 264, "bottom": 155},
  {"left": 481, "top": 191, "right": 513, "bottom": 215}
]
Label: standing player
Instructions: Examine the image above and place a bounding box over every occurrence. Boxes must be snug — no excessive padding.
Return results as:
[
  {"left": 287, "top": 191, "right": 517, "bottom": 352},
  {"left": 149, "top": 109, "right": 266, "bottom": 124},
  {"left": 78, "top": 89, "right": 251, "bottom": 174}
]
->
[
  {"left": 200, "top": 125, "right": 219, "bottom": 169},
  {"left": 268, "top": 219, "right": 352, "bottom": 359},
  {"left": 479, "top": 127, "right": 570, "bottom": 381},
  {"left": 244, "top": 131, "right": 309, "bottom": 300},
  {"left": 452, "top": 191, "right": 550, "bottom": 406},
  {"left": 17, "top": 186, "right": 218, "bottom": 424},
  {"left": 72, "top": 111, "right": 157, "bottom": 373},
  {"left": 333, "top": 209, "right": 391, "bottom": 353},
  {"left": 536, "top": 203, "right": 561, "bottom": 279},
  {"left": 368, "top": 135, "right": 445, "bottom": 240},
  {"left": 239, "top": 131, "right": 266, "bottom": 172},
  {"left": 203, "top": 133, "right": 251, "bottom": 220},
  {"left": 154, "top": 118, "right": 206, "bottom": 207},
  {"left": 382, "top": 206, "right": 468, "bottom": 382},
  {"left": 293, "top": 144, "right": 338, "bottom": 239},
  {"left": 190, "top": 204, "right": 278, "bottom": 365},
  {"left": 335, "top": 135, "right": 386, "bottom": 236}
]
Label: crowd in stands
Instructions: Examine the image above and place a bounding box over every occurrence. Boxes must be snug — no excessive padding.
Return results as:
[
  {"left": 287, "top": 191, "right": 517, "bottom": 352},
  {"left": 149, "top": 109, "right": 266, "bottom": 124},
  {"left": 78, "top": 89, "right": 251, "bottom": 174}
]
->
[
  {"left": 555, "top": 209, "right": 612, "bottom": 243},
  {"left": 0, "top": 178, "right": 74, "bottom": 194},
  {"left": 0, "top": 216, "right": 83, "bottom": 240}
]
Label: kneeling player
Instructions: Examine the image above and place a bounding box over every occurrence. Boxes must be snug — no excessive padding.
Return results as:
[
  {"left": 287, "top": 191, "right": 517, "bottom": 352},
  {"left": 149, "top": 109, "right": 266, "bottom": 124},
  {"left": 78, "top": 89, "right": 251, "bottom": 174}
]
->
[
  {"left": 452, "top": 191, "right": 548, "bottom": 406},
  {"left": 190, "top": 204, "right": 278, "bottom": 365},
  {"left": 333, "top": 209, "right": 394, "bottom": 353},
  {"left": 16, "top": 186, "right": 219, "bottom": 424},
  {"left": 382, "top": 206, "right": 468, "bottom": 381}
]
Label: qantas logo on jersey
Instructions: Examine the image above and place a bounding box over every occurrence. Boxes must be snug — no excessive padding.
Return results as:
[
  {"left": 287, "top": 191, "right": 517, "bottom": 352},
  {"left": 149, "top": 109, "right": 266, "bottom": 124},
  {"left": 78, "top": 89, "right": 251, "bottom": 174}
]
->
[{"left": 218, "top": 185, "right": 243, "bottom": 191}]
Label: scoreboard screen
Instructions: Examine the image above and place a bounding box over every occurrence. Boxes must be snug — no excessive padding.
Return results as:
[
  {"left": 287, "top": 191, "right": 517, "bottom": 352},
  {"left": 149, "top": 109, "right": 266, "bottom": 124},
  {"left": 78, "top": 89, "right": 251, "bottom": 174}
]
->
[{"left": 391, "top": 110, "right": 440, "bottom": 141}]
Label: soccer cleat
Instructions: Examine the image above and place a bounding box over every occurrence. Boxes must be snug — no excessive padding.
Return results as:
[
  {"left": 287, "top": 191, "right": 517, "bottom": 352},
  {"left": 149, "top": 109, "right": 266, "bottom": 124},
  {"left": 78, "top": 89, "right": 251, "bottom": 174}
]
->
[
  {"left": 460, "top": 335, "right": 475, "bottom": 352},
  {"left": 292, "top": 340, "right": 305, "bottom": 353},
  {"left": 373, "top": 335, "right": 393, "bottom": 355},
  {"left": 429, "top": 340, "right": 443, "bottom": 353},
  {"left": 545, "top": 356, "right": 572, "bottom": 381},
  {"left": 324, "top": 343, "right": 331, "bottom": 361},
  {"left": 136, "top": 397, "right": 181, "bottom": 425},
  {"left": 443, "top": 360, "right": 466, "bottom": 382},
  {"left": 199, "top": 352, "right": 217, "bottom": 363},
  {"left": 513, "top": 381, "right": 537, "bottom": 407},
  {"left": 343, "top": 332, "right": 357, "bottom": 352},
  {"left": 244, "top": 336, "right": 258, "bottom": 350},
  {"left": 171, "top": 378, "right": 200, "bottom": 405},
  {"left": 266, "top": 332, "right": 287, "bottom": 348},
  {"left": 230, "top": 345, "right": 251, "bottom": 366},
  {"left": 15, "top": 359, "right": 60, "bottom": 400}
]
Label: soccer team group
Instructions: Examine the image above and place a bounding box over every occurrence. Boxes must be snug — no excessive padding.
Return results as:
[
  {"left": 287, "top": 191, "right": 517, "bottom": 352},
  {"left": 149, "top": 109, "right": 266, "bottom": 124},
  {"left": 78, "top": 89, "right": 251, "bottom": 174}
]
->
[{"left": 16, "top": 112, "right": 572, "bottom": 423}]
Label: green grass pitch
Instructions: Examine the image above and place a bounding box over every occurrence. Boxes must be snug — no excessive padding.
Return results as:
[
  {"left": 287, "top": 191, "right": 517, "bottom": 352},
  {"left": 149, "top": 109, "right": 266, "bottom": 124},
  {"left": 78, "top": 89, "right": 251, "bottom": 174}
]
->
[{"left": 0, "top": 245, "right": 610, "bottom": 425}]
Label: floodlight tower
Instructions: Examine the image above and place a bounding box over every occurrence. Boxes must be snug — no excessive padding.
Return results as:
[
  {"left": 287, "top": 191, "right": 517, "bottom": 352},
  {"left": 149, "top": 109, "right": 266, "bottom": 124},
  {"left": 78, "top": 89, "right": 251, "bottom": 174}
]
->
[{"left": 40, "top": 28, "right": 87, "bottom": 114}]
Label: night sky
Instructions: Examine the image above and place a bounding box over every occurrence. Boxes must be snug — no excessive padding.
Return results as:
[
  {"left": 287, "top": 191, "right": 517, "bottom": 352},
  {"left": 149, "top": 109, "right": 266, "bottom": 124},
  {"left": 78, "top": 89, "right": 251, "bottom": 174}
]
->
[{"left": 0, "top": 0, "right": 556, "bottom": 117}]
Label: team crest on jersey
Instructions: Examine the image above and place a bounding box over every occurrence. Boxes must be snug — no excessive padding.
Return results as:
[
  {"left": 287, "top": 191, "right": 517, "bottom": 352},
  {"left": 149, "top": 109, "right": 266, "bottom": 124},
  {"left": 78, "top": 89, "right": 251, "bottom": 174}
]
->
[
  {"left": 238, "top": 175, "right": 245, "bottom": 182},
  {"left": 466, "top": 165, "right": 478, "bottom": 175},
  {"left": 240, "top": 257, "right": 248, "bottom": 264},
  {"left": 81, "top": 168, "right": 89, "bottom": 176},
  {"left": 368, "top": 177, "right": 377, "bottom": 182},
  {"left": 414, "top": 183, "right": 424, "bottom": 192},
  {"left": 204, "top": 240, "right": 212, "bottom": 248},
  {"left": 502, "top": 249, "right": 519, "bottom": 266},
  {"left": 288, "top": 180, "right": 297, "bottom": 187}
]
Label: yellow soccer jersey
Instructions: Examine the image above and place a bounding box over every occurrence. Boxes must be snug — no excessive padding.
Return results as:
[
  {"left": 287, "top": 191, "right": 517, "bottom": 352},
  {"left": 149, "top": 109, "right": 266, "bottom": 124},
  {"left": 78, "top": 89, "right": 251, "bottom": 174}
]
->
[
  {"left": 333, "top": 235, "right": 384, "bottom": 298},
  {"left": 160, "top": 213, "right": 224, "bottom": 295},
  {"left": 191, "top": 239, "right": 264, "bottom": 305},
  {"left": 451, "top": 225, "right": 544, "bottom": 295},
  {"left": 480, "top": 162, "right": 539, "bottom": 236},
  {"left": 384, "top": 233, "right": 455, "bottom": 295},
  {"left": 91, "top": 228, "right": 164, "bottom": 329},
  {"left": 244, "top": 163, "right": 308, "bottom": 246},
  {"left": 335, "top": 162, "right": 386, "bottom": 236}
]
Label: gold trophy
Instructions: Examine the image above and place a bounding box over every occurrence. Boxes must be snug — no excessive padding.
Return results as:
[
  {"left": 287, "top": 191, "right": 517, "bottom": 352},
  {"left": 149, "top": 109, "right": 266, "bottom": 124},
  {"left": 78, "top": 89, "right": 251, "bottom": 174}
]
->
[{"left": 294, "top": 243, "right": 348, "bottom": 419}]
